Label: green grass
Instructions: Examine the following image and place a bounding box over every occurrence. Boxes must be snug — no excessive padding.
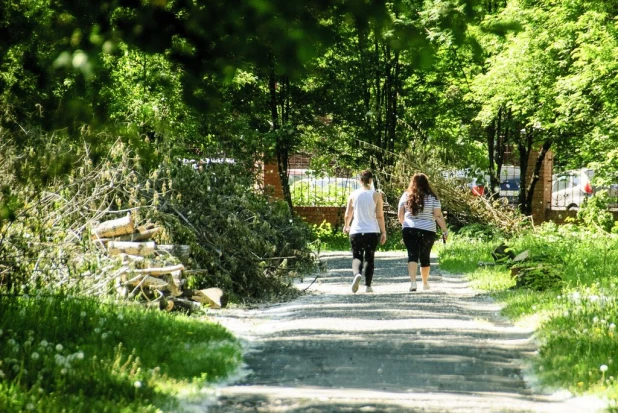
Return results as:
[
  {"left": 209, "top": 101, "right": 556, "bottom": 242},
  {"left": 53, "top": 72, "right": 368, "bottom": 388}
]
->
[
  {"left": 0, "top": 294, "right": 242, "bottom": 413},
  {"left": 440, "top": 223, "right": 618, "bottom": 411}
]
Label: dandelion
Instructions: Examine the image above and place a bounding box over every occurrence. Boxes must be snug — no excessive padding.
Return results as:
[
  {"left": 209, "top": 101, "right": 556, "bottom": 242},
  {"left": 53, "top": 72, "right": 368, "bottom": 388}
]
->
[
  {"left": 593, "top": 317, "right": 599, "bottom": 323},
  {"left": 31, "top": 352, "right": 39, "bottom": 360},
  {"left": 101, "top": 332, "right": 108, "bottom": 340},
  {"left": 55, "top": 344, "right": 63, "bottom": 352},
  {"left": 610, "top": 323, "right": 616, "bottom": 331},
  {"left": 80, "top": 312, "right": 87, "bottom": 318},
  {"left": 39, "top": 340, "right": 48, "bottom": 348},
  {"left": 117, "top": 314, "right": 124, "bottom": 321},
  {"left": 26, "top": 403, "right": 35, "bottom": 411},
  {"left": 601, "top": 365, "right": 609, "bottom": 372},
  {"left": 7, "top": 339, "right": 16, "bottom": 346},
  {"left": 134, "top": 380, "right": 142, "bottom": 388},
  {"left": 60, "top": 368, "right": 67, "bottom": 375},
  {"left": 532, "top": 305, "right": 537, "bottom": 310},
  {"left": 563, "top": 311, "right": 569, "bottom": 317},
  {"left": 94, "top": 328, "right": 101, "bottom": 334},
  {"left": 76, "top": 351, "right": 84, "bottom": 360}
]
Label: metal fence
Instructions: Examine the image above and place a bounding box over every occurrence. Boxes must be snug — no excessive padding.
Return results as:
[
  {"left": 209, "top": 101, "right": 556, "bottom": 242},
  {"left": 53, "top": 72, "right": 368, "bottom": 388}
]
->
[{"left": 289, "top": 169, "right": 360, "bottom": 207}]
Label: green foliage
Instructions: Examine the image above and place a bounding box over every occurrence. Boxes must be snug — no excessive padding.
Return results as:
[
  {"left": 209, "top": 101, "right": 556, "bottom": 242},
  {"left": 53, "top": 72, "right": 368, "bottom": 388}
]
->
[
  {"left": 577, "top": 191, "right": 616, "bottom": 233},
  {"left": 161, "top": 162, "right": 316, "bottom": 302},
  {"left": 0, "top": 294, "right": 241, "bottom": 412}
]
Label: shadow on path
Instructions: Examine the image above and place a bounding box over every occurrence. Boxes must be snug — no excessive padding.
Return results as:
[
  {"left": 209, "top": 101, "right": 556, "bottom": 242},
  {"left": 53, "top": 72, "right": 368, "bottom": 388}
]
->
[{"left": 199, "top": 252, "right": 603, "bottom": 413}]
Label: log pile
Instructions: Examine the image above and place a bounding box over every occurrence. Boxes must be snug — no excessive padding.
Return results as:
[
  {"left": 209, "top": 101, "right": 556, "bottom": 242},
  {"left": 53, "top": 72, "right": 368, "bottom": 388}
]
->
[{"left": 92, "top": 213, "right": 226, "bottom": 311}]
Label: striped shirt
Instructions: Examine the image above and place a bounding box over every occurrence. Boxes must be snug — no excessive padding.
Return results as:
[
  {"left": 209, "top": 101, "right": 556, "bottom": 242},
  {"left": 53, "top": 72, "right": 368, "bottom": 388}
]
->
[{"left": 398, "top": 192, "right": 441, "bottom": 233}]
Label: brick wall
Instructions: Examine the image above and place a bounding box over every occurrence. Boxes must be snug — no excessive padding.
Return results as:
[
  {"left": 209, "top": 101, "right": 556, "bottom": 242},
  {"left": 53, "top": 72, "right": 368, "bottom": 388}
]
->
[
  {"left": 294, "top": 206, "right": 345, "bottom": 227},
  {"left": 263, "top": 162, "right": 284, "bottom": 199},
  {"left": 527, "top": 150, "right": 553, "bottom": 224}
]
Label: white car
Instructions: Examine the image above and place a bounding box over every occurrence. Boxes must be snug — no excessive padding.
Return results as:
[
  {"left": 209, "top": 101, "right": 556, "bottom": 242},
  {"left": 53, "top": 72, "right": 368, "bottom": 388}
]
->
[{"left": 551, "top": 169, "right": 594, "bottom": 209}]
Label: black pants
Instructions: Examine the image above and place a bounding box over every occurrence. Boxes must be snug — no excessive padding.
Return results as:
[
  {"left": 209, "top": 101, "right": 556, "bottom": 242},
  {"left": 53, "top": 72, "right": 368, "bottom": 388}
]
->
[
  {"left": 349, "top": 232, "right": 380, "bottom": 286},
  {"left": 402, "top": 228, "right": 435, "bottom": 267}
]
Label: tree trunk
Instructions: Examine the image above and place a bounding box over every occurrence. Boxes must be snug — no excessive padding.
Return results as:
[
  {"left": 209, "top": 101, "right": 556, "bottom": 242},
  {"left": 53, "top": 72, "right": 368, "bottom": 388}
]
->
[{"left": 268, "top": 59, "right": 293, "bottom": 212}]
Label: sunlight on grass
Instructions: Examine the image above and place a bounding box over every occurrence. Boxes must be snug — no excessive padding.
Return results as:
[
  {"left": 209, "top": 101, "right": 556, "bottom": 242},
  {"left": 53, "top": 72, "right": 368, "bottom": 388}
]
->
[
  {"left": 0, "top": 295, "right": 242, "bottom": 412},
  {"left": 441, "top": 224, "right": 618, "bottom": 411}
]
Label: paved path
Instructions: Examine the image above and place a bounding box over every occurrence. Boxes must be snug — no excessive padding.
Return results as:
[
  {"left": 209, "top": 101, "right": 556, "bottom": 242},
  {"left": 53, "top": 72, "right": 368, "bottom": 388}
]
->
[{"left": 197, "top": 252, "right": 604, "bottom": 413}]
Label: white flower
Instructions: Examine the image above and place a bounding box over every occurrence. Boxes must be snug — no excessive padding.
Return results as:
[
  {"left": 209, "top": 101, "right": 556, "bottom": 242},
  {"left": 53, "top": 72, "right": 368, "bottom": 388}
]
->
[
  {"left": 101, "top": 333, "right": 108, "bottom": 340},
  {"left": 31, "top": 352, "right": 40, "bottom": 360},
  {"left": 593, "top": 317, "right": 599, "bottom": 324},
  {"left": 532, "top": 306, "right": 537, "bottom": 310},
  {"left": 76, "top": 351, "right": 84, "bottom": 360},
  {"left": 26, "top": 403, "right": 35, "bottom": 411},
  {"left": 133, "top": 380, "right": 142, "bottom": 388},
  {"left": 94, "top": 328, "right": 101, "bottom": 334},
  {"left": 610, "top": 323, "right": 616, "bottom": 331},
  {"left": 7, "top": 339, "right": 16, "bottom": 346},
  {"left": 601, "top": 365, "right": 609, "bottom": 373},
  {"left": 563, "top": 311, "right": 569, "bottom": 317},
  {"left": 80, "top": 312, "right": 87, "bottom": 318},
  {"left": 60, "top": 368, "right": 68, "bottom": 375},
  {"left": 39, "top": 340, "right": 48, "bottom": 348},
  {"left": 55, "top": 344, "right": 63, "bottom": 352},
  {"left": 117, "top": 314, "right": 124, "bottom": 321}
]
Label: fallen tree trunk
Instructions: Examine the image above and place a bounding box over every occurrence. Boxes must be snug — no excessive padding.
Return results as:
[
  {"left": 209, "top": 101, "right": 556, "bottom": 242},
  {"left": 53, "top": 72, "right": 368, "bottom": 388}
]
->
[
  {"left": 114, "top": 227, "right": 161, "bottom": 242},
  {"left": 133, "top": 264, "right": 185, "bottom": 276},
  {"left": 108, "top": 241, "right": 155, "bottom": 257},
  {"left": 155, "top": 244, "right": 191, "bottom": 264},
  {"left": 93, "top": 213, "right": 134, "bottom": 238}
]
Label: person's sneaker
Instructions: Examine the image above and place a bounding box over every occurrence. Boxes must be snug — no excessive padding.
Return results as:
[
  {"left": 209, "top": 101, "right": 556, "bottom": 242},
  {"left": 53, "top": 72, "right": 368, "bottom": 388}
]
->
[
  {"left": 423, "top": 283, "right": 430, "bottom": 291},
  {"left": 409, "top": 281, "right": 417, "bottom": 292},
  {"left": 365, "top": 286, "right": 374, "bottom": 293},
  {"left": 351, "top": 274, "right": 362, "bottom": 293}
]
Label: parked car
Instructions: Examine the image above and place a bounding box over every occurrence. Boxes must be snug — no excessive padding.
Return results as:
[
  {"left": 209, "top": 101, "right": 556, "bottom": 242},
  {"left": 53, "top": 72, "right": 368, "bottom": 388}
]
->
[{"left": 552, "top": 169, "right": 595, "bottom": 209}]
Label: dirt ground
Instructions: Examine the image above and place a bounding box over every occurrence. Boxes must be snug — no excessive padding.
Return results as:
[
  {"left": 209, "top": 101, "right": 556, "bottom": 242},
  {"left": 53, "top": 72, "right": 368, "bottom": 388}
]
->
[{"left": 185, "top": 252, "right": 606, "bottom": 413}]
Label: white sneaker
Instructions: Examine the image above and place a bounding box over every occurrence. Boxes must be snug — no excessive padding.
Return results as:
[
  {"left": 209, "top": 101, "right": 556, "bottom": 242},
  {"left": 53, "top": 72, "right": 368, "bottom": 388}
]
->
[
  {"left": 409, "top": 281, "right": 417, "bottom": 292},
  {"left": 423, "top": 283, "right": 430, "bottom": 291},
  {"left": 351, "top": 274, "right": 362, "bottom": 293},
  {"left": 365, "top": 286, "right": 374, "bottom": 293}
]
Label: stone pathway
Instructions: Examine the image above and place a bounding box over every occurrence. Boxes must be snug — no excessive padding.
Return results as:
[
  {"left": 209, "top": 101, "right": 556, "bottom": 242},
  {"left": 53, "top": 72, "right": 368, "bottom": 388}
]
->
[{"left": 195, "top": 252, "right": 605, "bottom": 413}]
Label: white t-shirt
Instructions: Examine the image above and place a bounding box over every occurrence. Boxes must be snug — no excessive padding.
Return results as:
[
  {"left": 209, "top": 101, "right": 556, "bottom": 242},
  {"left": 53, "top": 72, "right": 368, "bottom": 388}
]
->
[
  {"left": 349, "top": 188, "right": 380, "bottom": 234},
  {"left": 398, "top": 192, "right": 441, "bottom": 233}
]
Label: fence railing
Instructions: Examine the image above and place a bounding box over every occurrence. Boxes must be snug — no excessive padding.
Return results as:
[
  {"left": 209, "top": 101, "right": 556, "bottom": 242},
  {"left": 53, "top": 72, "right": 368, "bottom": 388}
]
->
[{"left": 289, "top": 170, "right": 359, "bottom": 207}]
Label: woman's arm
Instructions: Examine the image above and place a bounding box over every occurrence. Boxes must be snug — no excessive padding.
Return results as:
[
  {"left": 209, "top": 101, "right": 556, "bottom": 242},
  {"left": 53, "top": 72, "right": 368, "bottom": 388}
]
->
[
  {"left": 374, "top": 192, "right": 387, "bottom": 244},
  {"left": 343, "top": 196, "right": 354, "bottom": 234},
  {"left": 433, "top": 207, "right": 448, "bottom": 239},
  {"left": 398, "top": 203, "right": 406, "bottom": 225}
]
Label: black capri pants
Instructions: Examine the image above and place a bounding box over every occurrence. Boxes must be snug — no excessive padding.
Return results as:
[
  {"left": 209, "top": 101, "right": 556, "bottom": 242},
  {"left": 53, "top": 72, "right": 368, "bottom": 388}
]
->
[
  {"left": 349, "top": 232, "right": 380, "bottom": 286},
  {"left": 402, "top": 227, "right": 436, "bottom": 267}
]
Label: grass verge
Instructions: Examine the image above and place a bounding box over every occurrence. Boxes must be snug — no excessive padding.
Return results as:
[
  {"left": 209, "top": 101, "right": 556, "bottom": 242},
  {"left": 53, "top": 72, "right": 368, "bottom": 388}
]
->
[
  {"left": 440, "top": 223, "right": 618, "bottom": 411},
  {"left": 0, "top": 294, "right": 241, "bottom": 413}
]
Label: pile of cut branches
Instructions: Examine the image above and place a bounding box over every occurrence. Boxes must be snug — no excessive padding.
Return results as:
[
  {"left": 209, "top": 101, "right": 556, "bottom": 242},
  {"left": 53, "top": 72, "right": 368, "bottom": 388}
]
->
[
  {"left": 371, "top": 145, "right": 529, "bottom": 235},
  {"left": 0, "top": 133, "right": 315, "bottom": 304}
]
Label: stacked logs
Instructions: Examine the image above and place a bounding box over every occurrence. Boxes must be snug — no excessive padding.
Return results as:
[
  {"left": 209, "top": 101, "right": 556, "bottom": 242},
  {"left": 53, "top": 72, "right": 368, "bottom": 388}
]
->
[{"left": 92, "top": 213, "right": 225, "bottom": 311}]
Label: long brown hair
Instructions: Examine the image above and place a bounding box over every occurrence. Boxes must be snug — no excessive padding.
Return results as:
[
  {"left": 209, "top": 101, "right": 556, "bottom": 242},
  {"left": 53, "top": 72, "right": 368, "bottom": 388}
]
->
[{"left": 406, "top": 173, "right": 438, "bottom": 215}]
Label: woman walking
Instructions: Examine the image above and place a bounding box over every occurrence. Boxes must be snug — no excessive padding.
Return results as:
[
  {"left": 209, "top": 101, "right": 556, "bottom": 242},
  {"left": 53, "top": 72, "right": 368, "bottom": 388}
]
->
[
  {"left": 343, "top": 170, "right": 387, "bottom": 293},
  {"left": 398, "top": 173, "right": 448, "bottom": 291}
]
